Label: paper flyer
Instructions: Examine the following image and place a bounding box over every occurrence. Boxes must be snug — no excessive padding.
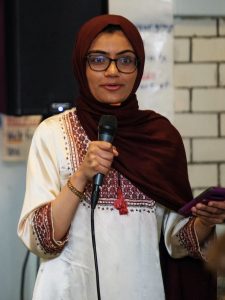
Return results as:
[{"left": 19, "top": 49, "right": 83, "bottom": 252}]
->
[{"left": 1, "top": 114, "right": 42, "bottom": 161}]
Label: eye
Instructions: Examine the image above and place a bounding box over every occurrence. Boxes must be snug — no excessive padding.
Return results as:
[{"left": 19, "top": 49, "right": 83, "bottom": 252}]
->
[
  {"left": 88, "top": 55, "right": 107, "bottom": 64},
  {"left": 118, "top": 56, "right": 136, "bottom": 65}
]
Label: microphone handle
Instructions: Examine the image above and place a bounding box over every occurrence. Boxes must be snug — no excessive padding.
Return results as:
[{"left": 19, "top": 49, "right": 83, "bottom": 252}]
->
[
  {"left": 94, "top": 173, "right": 104, "bottom": 187},
  {"left": 93, "top": 132, "right": 114, "bottom": 186},
  {"left": 92, "top": 132, "right": 115, "bottom": 209}
]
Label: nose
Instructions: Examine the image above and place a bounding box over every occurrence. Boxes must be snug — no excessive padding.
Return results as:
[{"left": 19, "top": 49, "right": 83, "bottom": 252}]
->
[{"left": 105, "top": 60, "right": 119, "bottom": 76}]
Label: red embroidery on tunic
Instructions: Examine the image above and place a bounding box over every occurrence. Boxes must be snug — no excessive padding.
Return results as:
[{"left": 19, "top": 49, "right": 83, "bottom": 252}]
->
[
  {"left": 32, "top": 203, "right": 68, "bottom": 255},
  {"left": 176, "top": 218, "right": 202, "bottom": 259},
  {"left": 60, "top": 110, "right": 156, "bottom": 213}
]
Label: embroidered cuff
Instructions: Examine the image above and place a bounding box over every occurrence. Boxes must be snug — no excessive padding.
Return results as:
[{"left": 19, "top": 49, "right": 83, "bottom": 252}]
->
[
  {"left": 176, "top": 217, "right": 203, "bottom": 259},
  {"left": 32, "top": 203, "right": 68, "bottom": 256}
]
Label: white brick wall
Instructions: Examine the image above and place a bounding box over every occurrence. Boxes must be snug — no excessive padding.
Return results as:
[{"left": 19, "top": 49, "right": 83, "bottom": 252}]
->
[
  {"left": 183, "top": 138, "right": 191, "bottom": 163},
  {"left": 220, "top": 63, "right": 225, "bottom": 85},
  {"left": 174, "top": 38, "right": 190, "bottom": 62},
  {"left": 174, "top": 113, "right": 218, "bottom": 137},
  {"left": 192, "top": 88, "right": 225, "bottom": 112},
  {"left": 174, "top": 89, "right": 190, "bottom": 112},
  {"left": 193, "top": 139, "right": 225, "bottom": 161},
  {"left": 174, "top": 17, "right": 225, "bottom": 195},
  {"left": 193, "top": 38, "right": 225, "bottom": 62},
  {"left": 188, "top": 164, "right": 218, "bottom": 188},
  {"left": 174, "top": 64, "right": 217, "bottom": 87},
  {"left": 219, "top": 18, "right": 225, "bottom": 36},
  {"left": 174, "top": 18, "right": 217, "bottom": 37},
  {"left": 221, "top": 114, "right": 225, "bottom": 136},
  {"left": 220, "top": 164, "right": 225, "bottom": 186}
]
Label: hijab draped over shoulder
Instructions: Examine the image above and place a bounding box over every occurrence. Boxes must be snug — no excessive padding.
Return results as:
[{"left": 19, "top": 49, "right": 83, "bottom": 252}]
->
[
  {"left": 72, "top": 15, "right": 216, "bottom": 300},
  {"left": 73, "top": 14, "right": 192, "bottom": 211}
]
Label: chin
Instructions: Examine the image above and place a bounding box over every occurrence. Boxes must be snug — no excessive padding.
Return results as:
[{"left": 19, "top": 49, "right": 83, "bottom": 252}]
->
[{"left": 97, "top": 98, "right": 124, "bottom": 105}]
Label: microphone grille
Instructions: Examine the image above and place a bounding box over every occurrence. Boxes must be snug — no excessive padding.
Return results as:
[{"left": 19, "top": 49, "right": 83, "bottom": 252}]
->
[{"left": 99, "top": 115, "right": 117, "bottom": 132}]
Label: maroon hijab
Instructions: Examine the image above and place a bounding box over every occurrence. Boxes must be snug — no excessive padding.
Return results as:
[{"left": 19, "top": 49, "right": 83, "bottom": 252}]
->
[
  {"left": 72, "top": 14, "right": 216, "bottom": 300},
  {"left": 73, "top": 14, "right": 192, "bottom": 211}
]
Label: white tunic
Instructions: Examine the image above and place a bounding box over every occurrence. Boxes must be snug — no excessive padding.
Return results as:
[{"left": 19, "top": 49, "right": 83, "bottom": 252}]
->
[{"left": 18, "top": 109, "right": 199, "bottom": 300}]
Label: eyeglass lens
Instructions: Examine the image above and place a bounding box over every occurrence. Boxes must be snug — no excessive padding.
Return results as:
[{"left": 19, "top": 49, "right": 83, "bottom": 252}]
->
[{"left": 87, "top": 54, "right": 137, "bottom": 73}]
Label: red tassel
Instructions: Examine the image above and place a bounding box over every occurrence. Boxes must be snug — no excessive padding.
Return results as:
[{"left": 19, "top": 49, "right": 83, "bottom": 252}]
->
[{"left": 114, "top": 186, "right": 128, "bottom": 215}]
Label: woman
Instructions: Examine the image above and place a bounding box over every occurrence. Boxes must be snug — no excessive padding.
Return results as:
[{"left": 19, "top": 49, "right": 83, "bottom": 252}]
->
[{"left": 18, "top": 14, "right": 224, "bottom": 300}]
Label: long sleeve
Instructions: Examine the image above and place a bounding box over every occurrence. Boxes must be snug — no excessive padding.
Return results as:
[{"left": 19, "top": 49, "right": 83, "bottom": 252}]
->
[
  {"left": 17, "top": 117, "right": 64, "bottom": 257},
  {"left": 159, "top": 205, "right": 214, "bottom": 260},
  {"left": 29, "top": 203, "right": 68, "bottom": 258}
]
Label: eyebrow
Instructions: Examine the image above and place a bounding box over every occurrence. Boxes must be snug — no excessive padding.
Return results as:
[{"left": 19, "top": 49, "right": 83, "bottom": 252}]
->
[{"left": 87, "top": 50, "right": 136, "bottom": 56}]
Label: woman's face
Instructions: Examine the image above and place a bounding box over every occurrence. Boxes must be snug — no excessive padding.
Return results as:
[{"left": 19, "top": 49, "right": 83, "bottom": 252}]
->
[{"left": 86, "top": 30, "right": 138, "bottom": 105}]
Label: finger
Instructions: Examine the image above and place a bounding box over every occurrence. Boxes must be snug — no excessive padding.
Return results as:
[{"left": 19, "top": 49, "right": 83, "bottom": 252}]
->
[
  {"left": 88, "top": 154, "right": 113, "bottom": 175},
  {"left": 92, "top": 141, "right": 114, "bottom": 151},
  {"left": 192, "top": 209, "right": 213, "bottom": 218},
  {"left": 88, "top": 145, "right": 115, "bottom": 161},
  {"left": 208, "top": 200, "right": 225, "bottom": 210},
  {"left": 192, "top": 205, "right": 221, "bottom": 217},
  {"left": 195, "top": 203, "right": 223, "bottom": 215},
  {"left": 112, "top": 146, "right": 119, "bottom": 156},
  {"left": 99, "top": 143, "right": 119, "bottom": 157},
  {"left": 193, "top": 211, "right": 225, "bottom": 224},
  {"left": 89, "top": 142, "right": 116, "bottom": 158},
  {"left": 95, "top": 150, "right": 115, "bottom": 161}
]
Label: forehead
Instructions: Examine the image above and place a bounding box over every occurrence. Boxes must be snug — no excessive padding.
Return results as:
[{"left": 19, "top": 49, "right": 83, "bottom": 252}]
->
[{"left": 88, "top": 31, "right": 134, "bottom": 53}]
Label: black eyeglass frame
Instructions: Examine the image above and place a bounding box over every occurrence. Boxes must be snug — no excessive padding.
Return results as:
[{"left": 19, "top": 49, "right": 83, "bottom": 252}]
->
[{"left": 86, "top": 54, "right": 139, "bottom": 74}]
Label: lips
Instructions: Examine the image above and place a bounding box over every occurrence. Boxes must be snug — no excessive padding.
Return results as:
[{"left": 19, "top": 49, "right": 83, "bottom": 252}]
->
[{"left": 101, "top": 83, "right": 123, "bottom": 91}]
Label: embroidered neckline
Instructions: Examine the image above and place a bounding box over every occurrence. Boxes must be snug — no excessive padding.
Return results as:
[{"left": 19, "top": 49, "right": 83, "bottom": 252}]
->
[{"left": 61, "top": 110, "right": 156, "bottom": 214}]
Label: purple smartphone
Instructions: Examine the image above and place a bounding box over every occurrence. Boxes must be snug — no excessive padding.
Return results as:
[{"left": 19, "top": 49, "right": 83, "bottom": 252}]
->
[{"left": 178, "top": 187, "right": 225, "bottom": 217}]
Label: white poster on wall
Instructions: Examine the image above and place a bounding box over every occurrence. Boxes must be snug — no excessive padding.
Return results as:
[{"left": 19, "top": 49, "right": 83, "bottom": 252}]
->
[
  {"left": 1, "top": 114, "right": 41, "bottom": 161},
  {"left": 109, "top": 0, "right": 174, "bottom": 121}
]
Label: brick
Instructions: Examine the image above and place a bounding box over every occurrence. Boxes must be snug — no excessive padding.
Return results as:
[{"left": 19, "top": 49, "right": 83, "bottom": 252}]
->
[
  {"left": 174, "top": 64, "right": 217, "bottom": 87},
  {"left": 221, "top": 114, "right": 225, "bottom": 136},
  {"left": 188, "top": 164, "right": 218, "bottom": 188},
  {"left": 192, "top": 188, "right": 207, "bottom": 198},
  {"left": 174, "top": 38, "right": 190, "bottom": 62},
  {"left": 174, "top": 89, "right": 190, "bottom": 112},
  {"left": 193, "top": 138, "right": 225, "bottom": 162},
  {"left": 220, "top": 164, "right": 225, "bottom": 186},
  {"left": 220, "top": 64, "right": 225, "bottom": 85},
  {"left": 174, "top": 114, "right": 218, "bottom": 137},
  {"left": 183, "top": 138, "right": 191, "bottom": 163},
  {"left": 174, "top": 18, "right": 217, "bottom": 37},
  {"left": 219, "top": 18, "right": 225, "bottom": 36},
  {"left": 192, "top": 88, "right": 225, "bottom": 112},
  {"left": 193, "top": 38, "right": 225, "bottom": 62}
]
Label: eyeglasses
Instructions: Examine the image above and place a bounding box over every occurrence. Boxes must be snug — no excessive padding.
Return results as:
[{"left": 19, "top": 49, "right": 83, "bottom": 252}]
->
[{"left": 86, "top": 53, "right": 138, "bottom": 74}]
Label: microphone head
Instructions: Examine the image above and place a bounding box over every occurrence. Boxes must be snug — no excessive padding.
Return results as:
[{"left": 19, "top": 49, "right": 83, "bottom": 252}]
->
[{"left": 98, "top": 115, "right": 117, "bottom": 143}]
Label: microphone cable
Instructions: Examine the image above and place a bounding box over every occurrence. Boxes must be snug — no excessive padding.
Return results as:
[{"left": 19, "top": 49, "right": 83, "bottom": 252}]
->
[
  {"left": 20, "top": 250, "right": 30, "bottom": 300},
  {"left": 20, "top": 250, "right": 40, "bottom": 300},
  {"left": 91, "top": 202, "right": 101, "bottom": 300},
  {"left": 90, "top": 115, "right": 117, "bottom": 300}
]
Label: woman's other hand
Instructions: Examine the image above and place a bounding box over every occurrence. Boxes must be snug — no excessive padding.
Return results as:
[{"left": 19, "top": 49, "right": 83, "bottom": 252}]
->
[{"left": 191, "top": 200, "right": 225, "bottom": 227}]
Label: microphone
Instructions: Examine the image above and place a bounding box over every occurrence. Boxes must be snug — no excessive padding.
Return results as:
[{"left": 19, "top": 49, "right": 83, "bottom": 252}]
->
[{"left": 91, "top": 115, "right": 117, "bottom": 209}]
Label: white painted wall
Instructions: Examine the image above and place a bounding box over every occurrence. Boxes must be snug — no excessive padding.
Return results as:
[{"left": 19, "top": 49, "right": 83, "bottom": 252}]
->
[{"left": 0, "top": 124, "right": 36, "bottom": 300}]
